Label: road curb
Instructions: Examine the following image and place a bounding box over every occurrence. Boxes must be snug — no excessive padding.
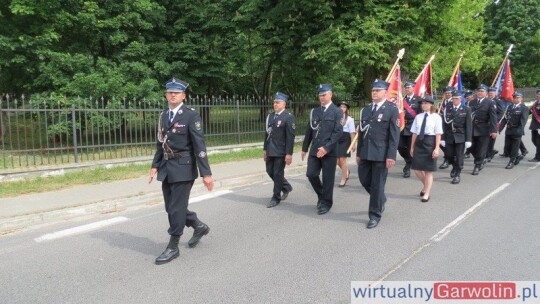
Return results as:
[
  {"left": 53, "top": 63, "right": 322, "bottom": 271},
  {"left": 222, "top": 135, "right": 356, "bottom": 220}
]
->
[{"left": 0, "top": 164, "right": 307, "bottom": 235}]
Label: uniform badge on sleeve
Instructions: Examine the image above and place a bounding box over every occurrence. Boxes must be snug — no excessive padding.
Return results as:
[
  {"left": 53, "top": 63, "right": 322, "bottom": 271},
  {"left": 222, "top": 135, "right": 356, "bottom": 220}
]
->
[
  {"left": 396, "top": 119, "right": 400, "bottom": 127},
  {"left": 199, "top": 151, "right": 207, "bottom": 158},
  {"left": 195, "top": 121, "right": 202, "bottom": 131},
  {"left": 292, "top": 123, "right": 296, "bottom": 130}
]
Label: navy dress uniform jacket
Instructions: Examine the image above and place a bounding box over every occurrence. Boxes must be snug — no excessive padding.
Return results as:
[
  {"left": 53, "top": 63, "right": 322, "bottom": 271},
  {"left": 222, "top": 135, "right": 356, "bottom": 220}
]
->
[
  {"left": 504, "top": 103, "right": 529, "bottom": 137},
  {"left": 302, "top": 103, "right": 343, "bottom": 157},
  {"left": 492, "top": 97, "right": 506, "bottom": 121},
  {"left": 356, "top": 101, "right": 400, "bottom": 161},
  {"left": 530, "top": 100, "right": 540, "bottom": 130},
  {"left": 402, "top": 95, "right": 422, "bottom": 136},
  {"left": 442, "top": 105, "right": 472, "bottom": 144},
  {"left": 151, "top": 105, "right": 212, "bottom": 183},
  {"left": 264, "top": 111, "right": 295, "bottom": 157},
  {"left": 469, "top": 97, "right": 498, "bottom": 136}
]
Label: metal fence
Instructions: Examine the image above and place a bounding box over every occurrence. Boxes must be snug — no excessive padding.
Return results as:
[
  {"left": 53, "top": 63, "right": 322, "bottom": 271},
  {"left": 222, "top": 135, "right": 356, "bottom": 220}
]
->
[
  {"left": 2, "top": 88, "right": 537, "bottom": 170},
  {"left": 0, "top": 93, "right": 364, "bottom": 170}
]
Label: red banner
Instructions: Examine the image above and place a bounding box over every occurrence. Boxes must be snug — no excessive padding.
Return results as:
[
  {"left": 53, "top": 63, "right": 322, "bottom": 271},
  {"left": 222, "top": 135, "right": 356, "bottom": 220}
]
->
[
  {"left": 500, "top": 59, "right": 514, "bottom": 101},
  {"left": 385, "top": 65, "right": 405, "bottom": 130},
  {"left": 414, "top": 62, "right": 432, "bottom": 97}
]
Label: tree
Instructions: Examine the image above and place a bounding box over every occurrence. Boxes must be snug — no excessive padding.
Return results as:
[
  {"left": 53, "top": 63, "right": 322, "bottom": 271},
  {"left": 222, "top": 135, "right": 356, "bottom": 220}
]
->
[{"left": 484, "top": 0, "right": 540, "bottom": 87}]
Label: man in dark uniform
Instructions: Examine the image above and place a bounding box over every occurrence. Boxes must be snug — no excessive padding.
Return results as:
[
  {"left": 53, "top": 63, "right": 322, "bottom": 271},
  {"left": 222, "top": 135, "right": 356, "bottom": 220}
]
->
[
  {"left": 529, "top": 88, "right": 540, "bottom": 162},
  {"left": 463, "top": 90, "right": 475, "bottom": 158},
  {"left": 301, "top": 84, "right": 343, "bottom": 215},
  {"left": 468, "top": 84, "right": 497, "bottom": 175},
  {"left": 149, "top": 78, "right": 214, "bottom": 265},
  {"left": 264, "top": 92, "right": 296, "bottom": 208},
  {"left": 398, "top": 81, "right": 421, "bottom": 178},
  {"left": 441, "top": 91, "right": 472, "bottom": 184},
  {"left": 486, "top": 87, "right": 505, "bottom": 161},
  {"left": 438, "top": 86, "right": 455, "bottom": 169},
  {"left": 356, "top": 79, "right": 400, "bottom": 229},
  {"left": 502, "top": 92, "right": 529, "bottom": 169}
]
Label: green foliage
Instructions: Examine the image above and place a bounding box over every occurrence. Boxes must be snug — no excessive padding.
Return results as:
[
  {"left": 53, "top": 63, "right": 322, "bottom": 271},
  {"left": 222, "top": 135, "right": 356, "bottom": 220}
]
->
[
  {"left": 485, "top": 0, "right": 540, "bottom": 86},
  {"left": 0, "top": 0, "right": 538, "bottom": 100}
]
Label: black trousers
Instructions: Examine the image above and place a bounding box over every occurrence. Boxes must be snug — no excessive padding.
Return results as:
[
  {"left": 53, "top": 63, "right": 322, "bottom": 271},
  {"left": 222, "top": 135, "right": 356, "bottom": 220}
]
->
[
  {"left": 504, "top": 137, "right": 528, "bottom": 155},
  {"left": 266, "top": 156, "right": 292, "bottom": 200},
  {"left": 162, "top": 178, "right": 198, "bottom": 236},
  {"left": 397, "top": 134, "right": 412, "bottom": 164},
  {"left": 358, "top": 160, "right": 388, "bottom": 221},
  {"left": 505, "top": 135, "right": 522, "bottom": 160},
  {"left": 532, "top": 130, "right": 540, "bottom": 160},
  {"left": 487, "top": 137, "right": 497, "bottom": 157},
  {"left": 306, "top": 154, "right": 337, "bottom": 209},
  {"left": 446, "top": 142, "right": 465, "bottom": 174},
  {"left": 471, "top": 135, "right": 490, "bottom": 166}
]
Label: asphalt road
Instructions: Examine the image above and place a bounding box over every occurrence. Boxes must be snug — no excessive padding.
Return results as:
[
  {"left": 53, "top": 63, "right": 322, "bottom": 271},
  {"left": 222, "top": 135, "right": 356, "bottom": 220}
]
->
[{"left": 1, "top": 146, "right": 539, "bottom": 303}]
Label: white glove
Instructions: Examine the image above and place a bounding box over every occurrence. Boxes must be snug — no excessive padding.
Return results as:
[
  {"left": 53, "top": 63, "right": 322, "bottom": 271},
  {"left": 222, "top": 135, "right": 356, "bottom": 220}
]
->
[
  {"left": 537, "top": 129, "right": 540, "bottom": 135},
  {"left": 440, "top": 140, "right": 446, "bottom": 147},
  {"left": 465, "top": 142, "right": 472, "bottom": 149}
]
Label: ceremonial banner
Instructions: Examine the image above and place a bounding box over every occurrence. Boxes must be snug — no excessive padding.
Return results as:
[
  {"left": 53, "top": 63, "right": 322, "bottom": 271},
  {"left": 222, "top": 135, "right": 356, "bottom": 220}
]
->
[
  {"left": 385, "top": 64, "right": 405, "bottom": 130},
  {"left": 414, "top": 60, "right": 432, "bottom": 97},
  {"left": 450, "top": 69, "right": 464, "bottom": 105},
  {"left": 495, "top": 59, "right": 514, "bottom": 101}
]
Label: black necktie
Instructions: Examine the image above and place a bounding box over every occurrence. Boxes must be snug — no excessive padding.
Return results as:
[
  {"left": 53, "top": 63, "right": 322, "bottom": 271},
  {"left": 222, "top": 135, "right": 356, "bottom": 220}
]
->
[
  {"left": 169, "top": 110, "right": 174, "bottom": 122},
  {"left": 372, "top": 104, "right": 377, "bottom": 112},
  {"left": 418, "top": 113, "right": 427, "bottom": 140}
]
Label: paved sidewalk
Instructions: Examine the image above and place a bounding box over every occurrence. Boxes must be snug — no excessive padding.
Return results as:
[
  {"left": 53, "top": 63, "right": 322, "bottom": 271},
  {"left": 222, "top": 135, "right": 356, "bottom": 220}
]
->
[{"left": 0, "top": 151, "right": 307, "bottom": 234}]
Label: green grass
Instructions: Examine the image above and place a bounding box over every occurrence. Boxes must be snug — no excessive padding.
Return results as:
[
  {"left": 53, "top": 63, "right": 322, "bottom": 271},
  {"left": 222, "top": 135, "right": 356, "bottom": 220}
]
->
[{"left": 0, "top": 146, "right": 266, "bottom": 198}]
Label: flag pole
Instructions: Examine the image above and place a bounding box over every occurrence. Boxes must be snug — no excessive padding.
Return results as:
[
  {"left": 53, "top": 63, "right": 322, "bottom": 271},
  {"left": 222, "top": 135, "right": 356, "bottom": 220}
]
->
[
  {"left": 414, "top": 54, "right": 436, "bottom": 83},
  {"left": 437, "top": 52, "right": 465, "bottom": 113},
  {"left": 491, "top": 44, "right": 514, "bottom": 87},
  {"left": 347, "top": 48, "right": 405, "bottom": 153},
  {"left": 385, "top": 48, "right": 405, "bottom": 82},
  {"left": 447, "top": 52, "right": 465, "bottom": 86}
]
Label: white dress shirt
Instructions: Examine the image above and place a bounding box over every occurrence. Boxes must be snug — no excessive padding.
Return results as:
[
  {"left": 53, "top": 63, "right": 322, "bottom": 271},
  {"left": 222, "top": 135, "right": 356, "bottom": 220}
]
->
[{"left": 410, "top": 112, "right": 443, "bottom": 136}]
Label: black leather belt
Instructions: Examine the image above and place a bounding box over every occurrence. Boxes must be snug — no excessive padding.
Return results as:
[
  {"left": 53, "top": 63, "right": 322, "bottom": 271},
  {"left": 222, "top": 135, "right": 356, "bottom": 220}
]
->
[{"left": 164, "top": 151, "right": 192, "bottom": 160}]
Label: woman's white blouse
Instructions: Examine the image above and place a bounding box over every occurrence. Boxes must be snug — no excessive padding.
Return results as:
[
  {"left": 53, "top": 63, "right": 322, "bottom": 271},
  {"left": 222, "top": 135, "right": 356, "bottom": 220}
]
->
[
  {"left": 410, "top": 112, "right": 443, "bottom": 135},
  {"left": 342, "top": 116, "right": 356, "bottom": 133}
]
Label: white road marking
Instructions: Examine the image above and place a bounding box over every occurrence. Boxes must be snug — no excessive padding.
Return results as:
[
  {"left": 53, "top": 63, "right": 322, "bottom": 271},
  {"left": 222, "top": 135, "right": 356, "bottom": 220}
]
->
[
  {"left": 189, "top": 190, "right": 232, "bottom": 204},
  {"left": 431, "top": 183, "right": 510, "bottom": 242},
  {"left": 372, "top": 182, "right": 510, "bottom": 286},
  {"left": 34, "top": 190, "right": 234, "bottom": 242},
  {"left": 34, "top": 217, "right": 128, "bottom": 242}
]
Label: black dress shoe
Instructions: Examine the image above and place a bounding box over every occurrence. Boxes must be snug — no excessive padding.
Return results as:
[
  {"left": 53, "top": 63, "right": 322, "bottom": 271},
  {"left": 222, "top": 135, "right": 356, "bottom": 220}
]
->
[
  {"left": 317, "top": 206, "right": 330, "bottom": 215},
  {"left": 439, "top": 160, "right": 449, "bottom": 169},
  {"left": 403, "top": 170, "right": 410, "bottom": 178},
  {"left": 450, "top": 167, "right": 457, "bottom": 178},
  {"left": 514, "top": 157, "right": 521, "bottom": 165},
  {"left": 472, "top": 166, "right": 479, "bottom": 175},
  {"left": 155, "top": 247, "right": 179, "bottom": 265},
  {"left": 464, "top": 153, "right": 471, "bottom": 159},
  {"left": 522, "top": 150, "right": 529, "bottom": 157},
  {"left": 505, "top": 161, "right": 515, "bottom": 169},
  {"left": 451, "top": 176, "right": 460, "bottom": 184},
  {"left": 403, "top": 164, "right": 411, "bottom": 178},
  {"left": 499, "top": 153, "right": 508, "bottom": 157},
  {"left": 281, "top": 187, "right": 292, "bottom": 200},
  {"left": 267, "top": 199, "right": 280, "bottom": 208},
  {"left": 421, "top": 196, "right": 430, "bottom": 203},
  {"left": 188, "top": 222, "right": 210, "bottom": 248},
  {"left": 529, "top": 158, "right": 540, "bottom": 162},
  {"left": 366, "top": 219, "right": 379, "bottom": 229}
]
